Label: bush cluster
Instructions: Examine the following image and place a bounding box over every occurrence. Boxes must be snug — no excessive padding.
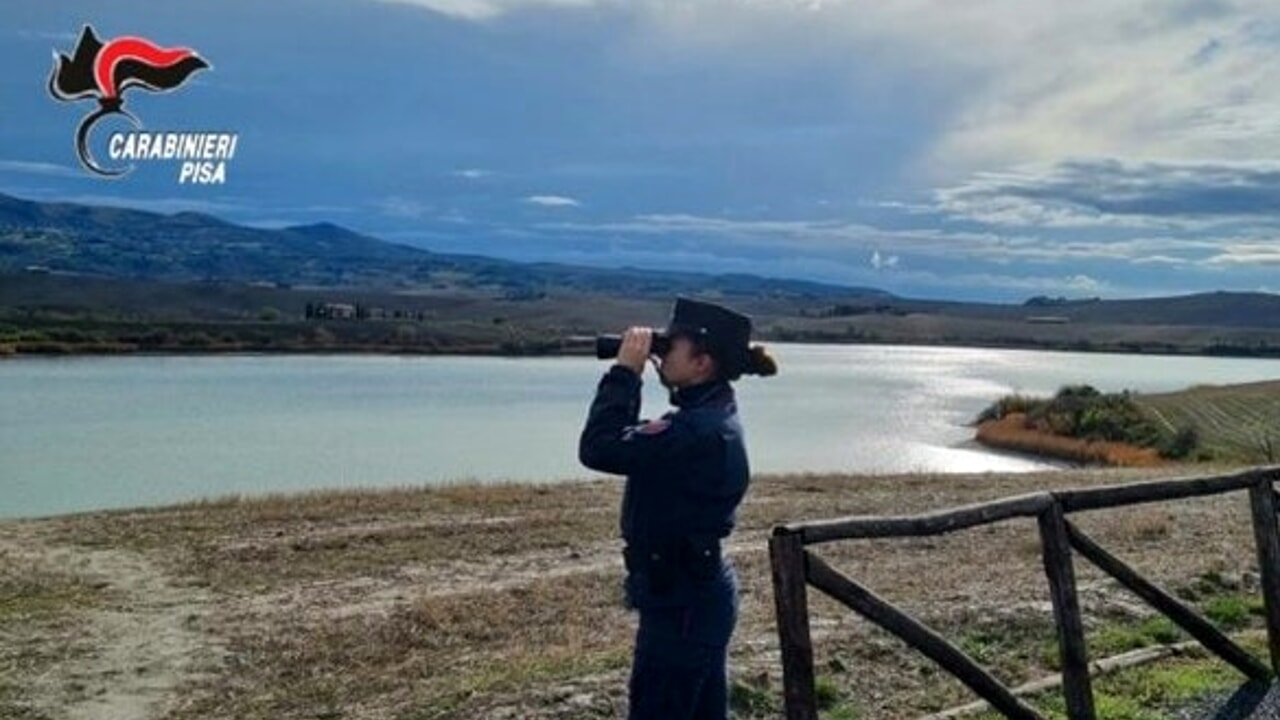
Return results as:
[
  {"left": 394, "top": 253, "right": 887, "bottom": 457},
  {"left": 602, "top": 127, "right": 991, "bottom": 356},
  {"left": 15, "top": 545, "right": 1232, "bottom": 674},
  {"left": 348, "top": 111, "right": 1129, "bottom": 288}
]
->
[{"left": 976, "top": 385, "right": 1199, "bottom": 459}]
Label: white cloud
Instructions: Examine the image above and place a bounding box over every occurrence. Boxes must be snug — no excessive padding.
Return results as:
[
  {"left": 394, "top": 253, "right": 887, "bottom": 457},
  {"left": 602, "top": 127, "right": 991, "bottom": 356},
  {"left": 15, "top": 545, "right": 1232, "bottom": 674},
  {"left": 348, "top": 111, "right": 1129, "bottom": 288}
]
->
[
  {"left": 874, "top": 268, "right": 1117, "bottom": 296},
  {"left": 1062, "top": 274, "right": 1102, "bottom": 293},
  {"left": 870, "top": 249, "right": 899, "bottom": 270},
  {"left": 375, "top": 0, "right": 595, "bottom": 21},
  {"left": 524, "top": 194, "right": 581, "bottom": 207},
  {"left": 452, "top": 168, "right": 492, "bottom": 179},
  {"left": 814, "top": 0, "right": 1280, "bottom": 177},
  {"left": 1133, "top": 255, "right": 1191, "bottom": 266},
  {"left": 376, "top": 0, "right": 1280, "bottom": 182},
  {"left": 1204, "top": 242, "right": 1280, "bottom": 266},
  {"left": 547, "top": 245, "right": 885, "bottom": 288},
  {"left": 378, "top": 195, "right": 429, "bottom": 218},
  {"left": 543, "top": 243, "right": 1125, "bottom": 297},
  {"left": 538, "top": 213, "right": 1240, "bottom": 266},
  {"left": 933, "top": 159, "right": 1280, "bottom": 231}
]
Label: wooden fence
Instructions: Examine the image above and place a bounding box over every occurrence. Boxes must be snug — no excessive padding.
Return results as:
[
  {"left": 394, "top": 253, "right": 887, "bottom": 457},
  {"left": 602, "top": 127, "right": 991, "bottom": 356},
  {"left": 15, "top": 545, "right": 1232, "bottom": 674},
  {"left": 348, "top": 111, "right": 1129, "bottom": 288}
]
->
[{"left": 769, "top": 466, "right": 1280, "bottom": 720}]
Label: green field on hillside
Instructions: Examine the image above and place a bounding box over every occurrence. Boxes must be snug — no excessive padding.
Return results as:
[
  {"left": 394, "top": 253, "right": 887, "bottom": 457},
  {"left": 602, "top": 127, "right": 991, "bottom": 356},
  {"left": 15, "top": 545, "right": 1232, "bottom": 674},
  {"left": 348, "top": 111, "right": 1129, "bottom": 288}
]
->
[{"left": 1136, "top": 381, "right": 1280, "bottom": 464}]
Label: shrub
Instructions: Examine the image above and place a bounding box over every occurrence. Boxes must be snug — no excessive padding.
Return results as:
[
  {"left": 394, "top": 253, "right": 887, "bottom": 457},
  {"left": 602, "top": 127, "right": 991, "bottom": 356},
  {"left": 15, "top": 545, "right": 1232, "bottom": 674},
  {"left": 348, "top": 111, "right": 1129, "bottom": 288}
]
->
[
  {"left": 1159, "top": 426, "right": 1200, "bottom": 459},
  {"left": 179, "top": 331, "right": 214, "bottom": 347},
  {"left": 47, "top": 328, "right": 101, "bottom": 344},
  {"left": 973, "top": 394, "right": 1042, "bottom": 424},
  {"left": 728, "top": 676, "right": 778, "bottom": 716},
  {"left": 15, "top": 341, "right": 72, "bottom": 354},
  {"left": 1138, "top": 616, "right": 1183, "bottom": 645},
  {"left": 976, "top": 384, "right": 1184, "bottom": 462},
  {"left": 1203, "top": 595, "right": 1251, "bottom": 630},
  {"left": 1056, "top": 384, "right": 1102, "bottom": 400},
  {"left": 137, "top": 328, "right": 175, "bottom": 347},
  {"left": 813, "top": 674, "right": 842, "bottom": 710},
  {"left": 392, "top": 325, "right": 418, "bottom": 344},
  {"left": 306, "top": 327, "right": 336, "bottom": 346}
]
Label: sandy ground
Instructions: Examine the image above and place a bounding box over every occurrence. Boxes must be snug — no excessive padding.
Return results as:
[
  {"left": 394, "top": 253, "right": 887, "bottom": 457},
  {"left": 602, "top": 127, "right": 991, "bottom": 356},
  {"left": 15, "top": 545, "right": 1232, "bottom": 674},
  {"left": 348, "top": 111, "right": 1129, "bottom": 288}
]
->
[
  {"left": 0, "top": 464, "right": 1273, "bottom": 720},
  {"left": 0, "top": 523, "right": 223, "bottom": 720}
]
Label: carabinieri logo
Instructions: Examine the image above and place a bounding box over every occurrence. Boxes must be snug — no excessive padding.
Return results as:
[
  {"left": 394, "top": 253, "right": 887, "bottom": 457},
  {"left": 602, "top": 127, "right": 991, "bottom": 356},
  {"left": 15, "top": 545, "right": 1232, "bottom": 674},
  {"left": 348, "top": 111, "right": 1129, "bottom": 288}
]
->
[{"left": 47, "top": 25, "right": 238, "bottom": 183}]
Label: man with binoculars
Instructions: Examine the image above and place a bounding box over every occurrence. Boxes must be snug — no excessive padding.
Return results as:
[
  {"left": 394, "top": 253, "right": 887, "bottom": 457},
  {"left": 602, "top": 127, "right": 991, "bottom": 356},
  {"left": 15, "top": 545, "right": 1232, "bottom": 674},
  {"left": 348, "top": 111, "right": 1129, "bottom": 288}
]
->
[{"left": 579, "top": 297, "right": 776, "bottom": 720}]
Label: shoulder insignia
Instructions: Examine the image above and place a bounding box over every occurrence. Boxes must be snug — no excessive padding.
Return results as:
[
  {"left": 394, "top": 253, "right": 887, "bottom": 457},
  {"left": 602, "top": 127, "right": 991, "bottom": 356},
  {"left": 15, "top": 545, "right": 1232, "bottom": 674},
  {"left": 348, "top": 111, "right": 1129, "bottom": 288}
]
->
[{"left": 635, "top": 419, "right": 671, "bottom": 435}]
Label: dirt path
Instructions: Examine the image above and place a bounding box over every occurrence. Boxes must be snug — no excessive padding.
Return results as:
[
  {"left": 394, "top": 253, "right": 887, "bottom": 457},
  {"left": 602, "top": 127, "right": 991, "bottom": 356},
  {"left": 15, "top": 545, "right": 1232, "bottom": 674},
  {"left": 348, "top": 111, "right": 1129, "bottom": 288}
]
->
[{"left": 0, "top": 523, "right": 223, "bottom": 720}]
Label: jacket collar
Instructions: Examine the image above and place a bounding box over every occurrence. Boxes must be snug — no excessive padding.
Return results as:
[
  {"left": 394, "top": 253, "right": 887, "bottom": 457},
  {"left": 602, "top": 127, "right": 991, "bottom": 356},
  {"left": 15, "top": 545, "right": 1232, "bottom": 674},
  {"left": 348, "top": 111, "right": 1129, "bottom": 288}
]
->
[{"left": 671, "top": 379, "right": 734, "bottom": 409}]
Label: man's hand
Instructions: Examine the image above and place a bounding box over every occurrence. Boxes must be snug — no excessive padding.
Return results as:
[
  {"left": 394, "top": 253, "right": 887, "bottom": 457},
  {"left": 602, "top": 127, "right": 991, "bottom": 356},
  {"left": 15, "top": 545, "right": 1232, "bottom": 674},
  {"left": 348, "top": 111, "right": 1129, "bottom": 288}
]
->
[{"left": 616, "top": 326, "right": 652, "bottom": 376}]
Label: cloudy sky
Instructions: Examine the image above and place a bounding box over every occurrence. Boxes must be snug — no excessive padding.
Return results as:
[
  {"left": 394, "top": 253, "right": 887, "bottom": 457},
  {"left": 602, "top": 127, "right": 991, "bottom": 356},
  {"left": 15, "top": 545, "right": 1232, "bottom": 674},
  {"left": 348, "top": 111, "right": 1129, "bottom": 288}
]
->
[{"left": 3, "top": 0, "right": 1279, "bottom": 301}]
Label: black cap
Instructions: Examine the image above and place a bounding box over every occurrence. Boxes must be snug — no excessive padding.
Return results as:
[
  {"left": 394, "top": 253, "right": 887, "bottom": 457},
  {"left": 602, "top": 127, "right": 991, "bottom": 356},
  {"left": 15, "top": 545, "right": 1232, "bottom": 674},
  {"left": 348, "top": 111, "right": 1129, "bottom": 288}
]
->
[{"left": 666, "top": 297, "right": 753, "bottom": 379}]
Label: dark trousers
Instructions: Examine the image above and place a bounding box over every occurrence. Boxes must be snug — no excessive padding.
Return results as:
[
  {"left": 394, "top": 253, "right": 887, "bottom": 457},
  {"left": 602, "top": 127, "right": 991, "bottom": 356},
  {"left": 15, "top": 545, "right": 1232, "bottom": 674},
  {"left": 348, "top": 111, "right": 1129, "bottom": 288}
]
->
[{"left": 627, "top": 567, "right": 737, "bottom": 720}]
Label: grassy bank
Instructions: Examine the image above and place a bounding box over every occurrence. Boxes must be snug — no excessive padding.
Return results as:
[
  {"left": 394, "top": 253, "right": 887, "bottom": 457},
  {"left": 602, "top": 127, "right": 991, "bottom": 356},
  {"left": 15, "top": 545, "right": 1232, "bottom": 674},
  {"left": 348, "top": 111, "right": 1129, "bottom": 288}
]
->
[
  {"left": 0, "top": 466, "right": 1272, "bottom": 719},
  {"left": 975, "top": 413, "right": 1167, "bottom": 467},
  {"left": 975, "top": 381, "right": 1279, "bottom": 467},
  {"left": 973, "top": 386, "right": 1187, "bottom": 467},
  {"left": 0, "top": 317, "right": 574, "bottom": 358}
]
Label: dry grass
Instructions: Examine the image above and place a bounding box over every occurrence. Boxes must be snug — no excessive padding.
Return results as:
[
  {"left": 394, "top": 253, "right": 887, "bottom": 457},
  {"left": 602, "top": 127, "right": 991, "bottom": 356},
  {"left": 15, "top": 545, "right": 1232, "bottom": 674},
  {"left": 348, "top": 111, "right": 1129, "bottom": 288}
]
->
[
  {"left": 0, "top": 548, "right": 113, "bottom": 720},
  {"left": 53, "top": 482, "right": 621, "bottom": 593},
  {"left": 0, "top": 464, "right": 1270, "bottom": 720},
  {"left": 1125, "top": 509, "right": 1175, "bottom": 542},
  {"left": 191, "top": 571, "right": 634, "bottom": 720},
  {"left": 976, "top": 414, "right": 1166, "bottom": 467}
]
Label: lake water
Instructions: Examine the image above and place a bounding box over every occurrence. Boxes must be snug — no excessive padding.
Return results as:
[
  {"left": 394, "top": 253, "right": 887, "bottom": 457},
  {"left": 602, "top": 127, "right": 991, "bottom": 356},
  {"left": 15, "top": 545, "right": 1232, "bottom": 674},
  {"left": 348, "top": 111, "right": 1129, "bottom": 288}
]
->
[{"left": 2, "top": 345, "right": 1279, "bottom": 518}]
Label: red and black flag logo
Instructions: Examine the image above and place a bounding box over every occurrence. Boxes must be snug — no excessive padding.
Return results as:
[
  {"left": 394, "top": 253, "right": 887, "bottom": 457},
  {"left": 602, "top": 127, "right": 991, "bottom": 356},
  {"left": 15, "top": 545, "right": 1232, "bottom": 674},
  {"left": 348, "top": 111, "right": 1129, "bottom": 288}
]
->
[{"left": 48, "top": 25, "right": 209, "bottom": 177}]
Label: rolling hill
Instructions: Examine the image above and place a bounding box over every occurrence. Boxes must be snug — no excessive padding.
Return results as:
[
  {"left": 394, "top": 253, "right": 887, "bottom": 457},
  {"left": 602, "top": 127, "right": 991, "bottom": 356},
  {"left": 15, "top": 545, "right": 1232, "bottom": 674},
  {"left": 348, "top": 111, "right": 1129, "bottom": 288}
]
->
[
  {"left": 3, "top": 191, "right": 1280, "bottom": 358},
  {"left": 0, "top": 192, "right": 888, "bottom": 301}
]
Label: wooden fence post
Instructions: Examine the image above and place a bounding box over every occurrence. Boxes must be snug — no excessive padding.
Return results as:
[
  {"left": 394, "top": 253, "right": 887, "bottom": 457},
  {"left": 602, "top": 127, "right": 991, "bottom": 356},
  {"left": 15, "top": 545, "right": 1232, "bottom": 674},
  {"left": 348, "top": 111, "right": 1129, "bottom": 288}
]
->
[
  {"left": 770, "top": 529, "right": 818, "bottom": 720},
  {"left": 1250, "top": 476, "right": 1280, "bottom": 674},
  {"left": 1039, "top": 502, "right": 1096, "bottom": 720}
]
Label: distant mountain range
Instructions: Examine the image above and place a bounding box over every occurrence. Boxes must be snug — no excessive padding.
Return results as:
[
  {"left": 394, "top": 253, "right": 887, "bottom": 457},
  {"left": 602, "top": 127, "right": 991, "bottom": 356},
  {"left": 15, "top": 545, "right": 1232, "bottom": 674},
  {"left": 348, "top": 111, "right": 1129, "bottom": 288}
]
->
[
  {"left": 0, "top": 192, "right": 886, "bottom": 301},
  {"left": 3, "top": 191, "right": 1280, "bottom": 331},
  {"left": 858, "top": 291, "right": 1280, "bottom": 329}
]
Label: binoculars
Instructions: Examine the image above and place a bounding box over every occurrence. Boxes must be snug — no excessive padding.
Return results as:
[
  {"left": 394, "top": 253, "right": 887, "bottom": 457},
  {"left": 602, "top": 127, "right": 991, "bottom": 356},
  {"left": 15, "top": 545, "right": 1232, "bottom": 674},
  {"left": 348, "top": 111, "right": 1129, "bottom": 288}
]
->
[{"left": 594, "top": 330, "right": 672, "bottom": 359}]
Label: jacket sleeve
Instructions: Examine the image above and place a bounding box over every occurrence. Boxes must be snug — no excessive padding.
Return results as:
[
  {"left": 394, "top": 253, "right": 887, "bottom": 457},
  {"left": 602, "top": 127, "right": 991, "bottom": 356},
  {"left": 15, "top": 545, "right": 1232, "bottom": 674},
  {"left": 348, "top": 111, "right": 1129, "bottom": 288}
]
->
[{"left": 578, "top": 365, "right": 701, "bottom": 475}]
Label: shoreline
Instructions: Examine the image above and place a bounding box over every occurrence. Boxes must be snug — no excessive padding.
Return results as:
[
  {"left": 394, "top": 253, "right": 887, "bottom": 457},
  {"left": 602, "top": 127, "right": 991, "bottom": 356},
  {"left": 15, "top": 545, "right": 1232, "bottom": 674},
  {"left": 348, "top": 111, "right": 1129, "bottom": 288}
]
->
[
  {"left": 7, "top": 313, "right": 1280, "bottom": 361},
  {"left": 6, "top": 340, "right": 1280, "bottom": 361},
  {"left": 0, "top": 457, "right": 1062, "bottom": 523},
  {"left": 0, "top": 443, "right": 1213, "bottom": 526},
  {"left": 954, "top": 435, "right": 1079, "bottom": 469}
]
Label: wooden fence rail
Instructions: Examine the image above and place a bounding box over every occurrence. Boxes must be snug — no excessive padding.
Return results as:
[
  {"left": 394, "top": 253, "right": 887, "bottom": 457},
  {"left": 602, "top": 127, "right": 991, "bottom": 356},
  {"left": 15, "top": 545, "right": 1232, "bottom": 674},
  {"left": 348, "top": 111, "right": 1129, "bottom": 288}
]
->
[{"left": 769, "top": 466, "right": 1280, "bottom": 720}]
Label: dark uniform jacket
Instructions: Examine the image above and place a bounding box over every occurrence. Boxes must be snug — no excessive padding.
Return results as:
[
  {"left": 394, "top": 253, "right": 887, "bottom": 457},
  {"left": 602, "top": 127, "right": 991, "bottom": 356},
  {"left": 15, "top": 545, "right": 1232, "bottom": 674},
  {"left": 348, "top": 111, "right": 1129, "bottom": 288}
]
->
[{"left": 579, "top": 365, "right": 749, "bottom": 607}]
